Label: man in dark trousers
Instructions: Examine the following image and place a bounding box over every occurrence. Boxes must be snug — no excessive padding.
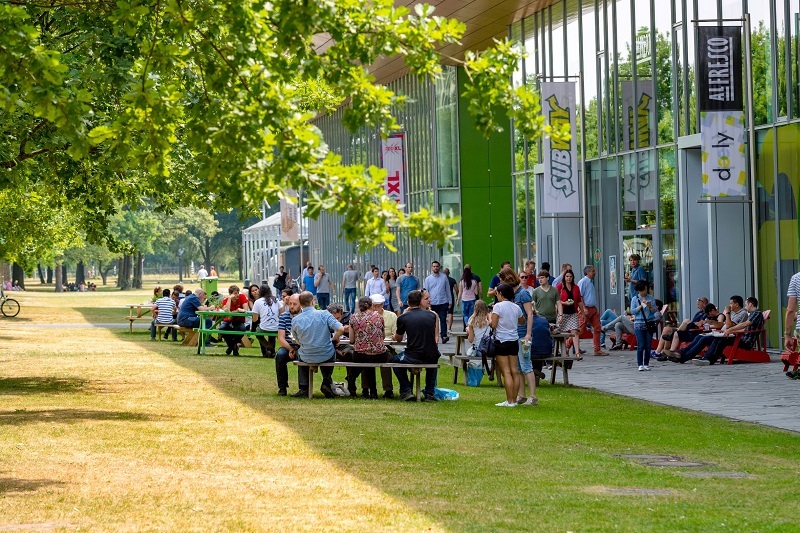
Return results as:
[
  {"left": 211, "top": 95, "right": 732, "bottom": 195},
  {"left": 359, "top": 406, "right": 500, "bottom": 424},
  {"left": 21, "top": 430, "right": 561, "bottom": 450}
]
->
[{"left": 392, "top": 290, "right": 440, "bottom": 401}]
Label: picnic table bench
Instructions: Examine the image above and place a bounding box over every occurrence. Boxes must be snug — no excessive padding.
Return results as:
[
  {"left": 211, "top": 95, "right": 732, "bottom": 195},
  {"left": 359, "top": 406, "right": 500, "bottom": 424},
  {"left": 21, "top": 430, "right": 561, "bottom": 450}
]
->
[
  {"left": 194, "top": 310, "right": 278, "bottom": 355},
  {"left": 451, "top": 355, "right": 581, "bottom": 386},
  {"left": 293, "top": 361, "right": 439, "bottom": 401},
  {"left": 126, "top": 304, "right": 152, "bottom": 333}
]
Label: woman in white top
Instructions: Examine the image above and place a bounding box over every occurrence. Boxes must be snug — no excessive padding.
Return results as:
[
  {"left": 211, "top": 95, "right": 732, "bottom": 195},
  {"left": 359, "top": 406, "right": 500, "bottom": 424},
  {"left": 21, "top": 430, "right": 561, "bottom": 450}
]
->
[
  {"left": 490, "top": 283, "right": 525, "bottom": 407},
  {"left": 466, "top": 300, "right": 491, "bottom": 355},
  {"left": 252, "top": 285, "right": 281, "bottom": 358}
]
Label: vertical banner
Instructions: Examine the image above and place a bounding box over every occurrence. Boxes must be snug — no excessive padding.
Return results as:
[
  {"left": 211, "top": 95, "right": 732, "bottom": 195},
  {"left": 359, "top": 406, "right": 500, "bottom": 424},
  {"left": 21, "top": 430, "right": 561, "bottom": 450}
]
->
[
  {"left": 381, "top": 132, "right": 407, "bottom": 210},
  {"left": 621, "top": 80, "right": 657, "bottom": 211},
  {"left": 541, "top": 82, "right": 579, "bottom": 213},
  {"left": 280, "top": 190, "right": 299, "bottom": 242},
  {"left": 697, "top": 25, "right": 747, "bottom": 197}
]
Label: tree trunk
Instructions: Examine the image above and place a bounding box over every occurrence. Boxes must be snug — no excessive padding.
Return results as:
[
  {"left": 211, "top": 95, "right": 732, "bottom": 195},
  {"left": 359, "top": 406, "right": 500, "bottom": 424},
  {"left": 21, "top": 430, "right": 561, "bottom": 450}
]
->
[
  {"left": 37, "top": 264, "right": 46, "bottom": 284},
  {"left": 61, "top": 264, "right": 68, "bottom": 285},
  {"left": 204, "top": 236, "right": 211, "bottom": 270},
  {"left": 12, "top": 263, "right": 26, "bottom": 290},
  {"left": 46, "top": 266, "right": 53, "bottom": 284},
  {"left": 98, "top": 261, "right": 113, "bottom": 286},
  {"left": 119, "top": 255, "right": 132, "bottom": 290},
  {"left": 55, "top": 262, "right": 63, "bottom": 292},
  {"left": 133, "top": 252, "right": 143, "bottom": 289},
  {"left": 75, "top": 260, "right": 86, "bottom": 286}
]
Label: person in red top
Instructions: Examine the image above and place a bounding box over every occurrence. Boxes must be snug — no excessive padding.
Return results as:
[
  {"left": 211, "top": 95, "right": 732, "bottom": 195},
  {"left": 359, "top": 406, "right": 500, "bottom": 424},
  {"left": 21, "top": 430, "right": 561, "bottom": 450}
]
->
[
  {"left": 556, "top": 270, "right": 587, "bottom": 358},
  {"left": 220, "top": 285, "right": 251, "bottom": 356},
  {"left": 347, "top": 296, "right": 387, "bottom": 399}
]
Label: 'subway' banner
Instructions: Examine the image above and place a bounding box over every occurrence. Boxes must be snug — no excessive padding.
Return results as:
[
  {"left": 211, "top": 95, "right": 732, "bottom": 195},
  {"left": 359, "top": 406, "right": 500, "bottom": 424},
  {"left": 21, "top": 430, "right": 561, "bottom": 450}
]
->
[
  {"left": 541, "top": 82, "right": 579, "bottom": 213},
  {"left": 621, "top": 80, "right": 657, "bottom": 211}
]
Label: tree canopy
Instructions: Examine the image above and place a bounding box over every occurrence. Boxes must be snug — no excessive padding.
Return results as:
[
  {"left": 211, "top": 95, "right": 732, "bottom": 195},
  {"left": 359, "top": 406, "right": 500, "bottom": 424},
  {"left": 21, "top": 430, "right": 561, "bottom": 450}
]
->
[{"left": 1, "top": 0, "right": 550, "bottom": 258}]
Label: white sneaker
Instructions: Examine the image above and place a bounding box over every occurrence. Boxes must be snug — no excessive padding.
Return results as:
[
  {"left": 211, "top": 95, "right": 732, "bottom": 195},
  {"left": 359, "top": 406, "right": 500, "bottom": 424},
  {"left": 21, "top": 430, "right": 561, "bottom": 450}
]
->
[
  {"left": 524, "top": 397, "right": 539, "bottom": 406},
  {"left": 638, "top": 365, "right": 644, "bottom": 371},
  {"left": 643, "top": 365, "right": 651, "bottom": 371},
  {"left": 495, "top": 401, "right": 518, "bottom": 407}
]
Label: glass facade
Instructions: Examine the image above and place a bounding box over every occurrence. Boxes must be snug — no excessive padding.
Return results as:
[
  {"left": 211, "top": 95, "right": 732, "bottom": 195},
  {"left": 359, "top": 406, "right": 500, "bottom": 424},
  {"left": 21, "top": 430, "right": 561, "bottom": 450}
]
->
[
  {"left": 510, "top": 0, "right": 800, "bottom": 343},
  {"left": 310, "top": 66, "right": 462, "bottom": 286}
]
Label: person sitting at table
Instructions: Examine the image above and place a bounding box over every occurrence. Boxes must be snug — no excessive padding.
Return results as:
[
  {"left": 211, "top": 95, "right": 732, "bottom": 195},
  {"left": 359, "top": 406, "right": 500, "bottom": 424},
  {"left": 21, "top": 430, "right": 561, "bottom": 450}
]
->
[
  {"left": 150, "top": 288, "right": 178, "bottom": 341},
  {"left": 669, "top": 295, "right": 748, "bottom": 364},
  {"left": 177, "top": 289, "right": 216, "bottom": 346},
  {"left": 291, "top": 291, "right": 345, "bottom": 398},
  {"left": 275, "top": 292, "right": 301, "bottom": 396},
  {"left": 219, "top": 285, "right": 250, "bottom": 357},
  {"left": 347, "top": 296, "right": 388, "bottom": 399},
  {"left": 391, "top": 289, "right": 440, "bottom": 402},
  {"left": 252, "top": 284, "right": 281, "bottom": 358},
  {"left": 371, "top": 293, "right": 397, "bottom": 399},
  {"left": 467, "top": 300, "right": 491, "bottom": 354}
]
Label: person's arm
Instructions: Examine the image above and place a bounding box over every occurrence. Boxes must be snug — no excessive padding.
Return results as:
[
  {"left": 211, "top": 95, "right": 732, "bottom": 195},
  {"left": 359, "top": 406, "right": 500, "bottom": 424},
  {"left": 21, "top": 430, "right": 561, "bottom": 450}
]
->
[
  {"left": 467, "top": 323, "right": 475, "bottom": 343},
  {"left": 395, "top": 284, "right": 402, "bottom": 306},
  {"left": 487, "top": 286, "right": 497, "bottom": 298},
  {"left": 455, "top": 282, "right": 462, "bottom": 306},
  {"left": 277, "top": 329, "right": 291, "bottom": 350},
  {"left": 433, "top": 313, "right": 440, "bottom": 343},
  {"left": 490, "top": 312, "right": 499, "bottom": 329},
  {"left": 725, "top": 320, "right": 752, "bottom": 336},
  {"left": 523, "top": 301, "right": 533, "bottom": 340},
  {"left": 722, "top": 306, "right": 733, "bottom": 329},
  {"left": 477, "top": 281, "right": 483, "bottom": 300},
  {"left": 786, "top": 296, "right": 798, "bottom": 349}
]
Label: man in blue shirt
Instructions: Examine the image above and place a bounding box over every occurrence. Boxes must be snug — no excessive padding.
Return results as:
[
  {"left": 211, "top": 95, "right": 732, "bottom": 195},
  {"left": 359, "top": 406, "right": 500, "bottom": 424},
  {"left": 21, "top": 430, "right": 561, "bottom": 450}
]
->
[
  {"left": 424, "top": 260, "right": 452, "bottom": 344},
  {"left": 291, "top": 291, "right": 344, "bottom": 398},
  {"left": 396, "top": 262, "right": 420, "bottom": 312},
  {"left": 177, "top": 289, "right": 215, "bottom": 346},
  {"left": 577, "top": 265, "right": 607, "bottom": 355},
  {"left": 301, "top": 266, "right": 317, "bottom": 296},
  {"left": 487, "top": 261, "right": 511, "bottom": 303},
  {"left": 624, "top": 254, "right": 647, "bottom": 301}
]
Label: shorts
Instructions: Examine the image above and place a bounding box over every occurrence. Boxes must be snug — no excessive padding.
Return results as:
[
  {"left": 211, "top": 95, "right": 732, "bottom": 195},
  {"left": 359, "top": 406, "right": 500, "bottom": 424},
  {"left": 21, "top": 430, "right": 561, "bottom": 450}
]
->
[
  {"left": 448, "top": 302, "right": 454, "bottom": 314},
  {"left": 495, "top": 340, "right": 520, "bottom": 356},
  {"left": 517, "top": 341, "right": 533, "bottom": 374}
]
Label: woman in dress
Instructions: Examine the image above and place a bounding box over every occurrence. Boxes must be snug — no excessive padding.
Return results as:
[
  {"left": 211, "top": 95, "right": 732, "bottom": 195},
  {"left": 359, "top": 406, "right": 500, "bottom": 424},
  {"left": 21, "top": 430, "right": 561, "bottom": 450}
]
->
[
  {"left": 556, "top": 269, "right": 586, "bottom": 359},
  {"left": 490, "top": 283, "right": 524, "bottom": 407},
  {"left": 457, "top": 266, "right": 479, "bottom": 327},
  {"left": 387, "top": 268, "right": 399, "bottom": 312},
  {"left": 630, "top": 280, "right": 657, "bottom": 371},
  {"left": 348, "top": 296, "right": 387, "bottom": 398}
]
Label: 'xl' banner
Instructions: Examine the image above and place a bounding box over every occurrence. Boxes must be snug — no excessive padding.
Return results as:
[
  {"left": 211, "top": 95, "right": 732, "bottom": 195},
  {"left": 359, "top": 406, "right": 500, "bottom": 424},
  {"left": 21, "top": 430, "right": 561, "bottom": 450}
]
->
[
  {"left": 700, "top": 111, "right": 748, "bottom": 196},
  {"left": 541, "top": 82, "right": 579, "bottom": 213},
  {"left": 621, "top": 80, "right": 657, "bottom": 211},
  {"left": 381, "top": 132, "right": 407, "bottom": 210}
]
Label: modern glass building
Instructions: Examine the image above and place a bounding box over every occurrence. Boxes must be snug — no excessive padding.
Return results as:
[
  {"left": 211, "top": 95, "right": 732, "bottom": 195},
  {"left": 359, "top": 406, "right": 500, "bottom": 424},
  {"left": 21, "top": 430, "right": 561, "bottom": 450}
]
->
[{"left": 311, "top": 0, "right": 798, "bottom": 346}]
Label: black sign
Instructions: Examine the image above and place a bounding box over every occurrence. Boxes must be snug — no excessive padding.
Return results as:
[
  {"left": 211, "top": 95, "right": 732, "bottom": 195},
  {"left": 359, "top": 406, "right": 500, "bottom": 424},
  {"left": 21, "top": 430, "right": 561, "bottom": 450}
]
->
[{"left": 697, "top": 26, "right": 743, "bottom": 112}]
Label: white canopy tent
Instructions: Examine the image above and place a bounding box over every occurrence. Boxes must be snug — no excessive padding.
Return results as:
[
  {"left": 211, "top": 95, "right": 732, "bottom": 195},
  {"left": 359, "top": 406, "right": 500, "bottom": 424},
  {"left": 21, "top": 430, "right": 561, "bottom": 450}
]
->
[{"left": 241, "top": 206, "right": 307, "bottom": 285}]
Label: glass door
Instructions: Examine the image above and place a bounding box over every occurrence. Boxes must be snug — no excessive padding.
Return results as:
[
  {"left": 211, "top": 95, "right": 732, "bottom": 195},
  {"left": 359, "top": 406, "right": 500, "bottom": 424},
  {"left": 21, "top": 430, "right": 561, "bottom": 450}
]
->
[{"left": 619, "top": 231, "right": 660, "bottom": 312}]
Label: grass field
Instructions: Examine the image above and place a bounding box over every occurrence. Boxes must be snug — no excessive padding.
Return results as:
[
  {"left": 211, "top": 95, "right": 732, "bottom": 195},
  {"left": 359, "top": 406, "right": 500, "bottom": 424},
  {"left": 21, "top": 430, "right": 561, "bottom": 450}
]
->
[{"left": 1, "top": 289, "right": 798, "bottom": 532}]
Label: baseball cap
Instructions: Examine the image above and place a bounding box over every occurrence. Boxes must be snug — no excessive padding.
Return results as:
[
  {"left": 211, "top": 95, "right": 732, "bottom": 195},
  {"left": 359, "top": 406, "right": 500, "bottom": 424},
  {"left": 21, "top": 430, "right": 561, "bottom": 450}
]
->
[{"left": 370, "top": 294, "right": 385, "bottom": 305}]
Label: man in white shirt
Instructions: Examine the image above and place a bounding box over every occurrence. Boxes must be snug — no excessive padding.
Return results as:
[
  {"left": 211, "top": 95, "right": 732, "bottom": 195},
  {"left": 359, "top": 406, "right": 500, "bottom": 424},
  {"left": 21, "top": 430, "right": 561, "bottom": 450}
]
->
[{"left": 197, "top": 264, "right": 208, "bottom": 280}]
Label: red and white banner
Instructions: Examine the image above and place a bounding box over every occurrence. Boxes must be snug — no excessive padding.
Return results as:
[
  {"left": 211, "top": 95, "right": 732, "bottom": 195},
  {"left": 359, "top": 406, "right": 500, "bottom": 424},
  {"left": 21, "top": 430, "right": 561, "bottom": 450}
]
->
[
  {"left": 381, "top": 132, "right": 407, "bottom": 209},
  {"left": 280, "top": 189, "right": 299, "bottom": 242}
]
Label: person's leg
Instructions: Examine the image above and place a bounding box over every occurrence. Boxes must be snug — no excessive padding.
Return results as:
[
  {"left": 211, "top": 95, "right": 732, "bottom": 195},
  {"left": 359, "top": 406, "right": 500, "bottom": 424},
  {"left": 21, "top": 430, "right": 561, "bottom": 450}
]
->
[
  {"left": 572, "top": 329, "right": 582, "bottom": 357},
  {"left": 297, "top": 365, "right": 309, "bottom": 393},
  {"left": 423, "top": 367, "right": 438, "bottom": 398},
  {"left": 379, "top": 367, "right": 394, "bottom": 397},
  {"left": 600, "top": 309, "right": 617, "bottom": 325},
  {"left": 462, "top": 300, "right": 474, "bottom": 328},
  {"left": 219, "top": 322, "right": 234, "bottom": 353},
  {"left": 432, "top": 304, "right": 449, "bottom": 341},
  {"left": 495, "top": 356, "right": 517, "bottom": 404},
  {"left": 256, "top": 328, "right": 272, "bottom": 357},
  {"left": 447, "top": 303, "right": 453, "bottom": 331},
  {"left": 275, "top": 347, "right": 290, "bottom": 394},
  {"left": 678, "top": 335, "right": 713, "bottom": 362},
  {"left": 613, "top": 322, "right": 626, "bottom": 348},
  {"left": 150, "top": 319, "right": 156, "bottom": 340},
  {"left": 318, "top": 293, "right": 329, "bottom": 309},
  {"left": 509, "top": 355, "right": 521, "bottom": 399},
  {"left": 391, "top": 353, "right": 413, "bottom": 397},
  {"left": 635, "top": 328, "right": 649, "bottom": 367}
]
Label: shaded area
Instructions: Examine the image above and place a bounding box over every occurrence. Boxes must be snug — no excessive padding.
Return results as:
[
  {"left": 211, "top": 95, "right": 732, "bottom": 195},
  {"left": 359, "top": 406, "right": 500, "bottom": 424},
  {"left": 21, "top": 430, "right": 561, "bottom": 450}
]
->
[
  {"left": 0, "top": 377, "right": 87, "bottom": 396},
  {"left": 0, "top": 408, "right": 160, "bottom": 426},
  {"left": 0, "top": 477, "right": 64, "bottom": 495}
]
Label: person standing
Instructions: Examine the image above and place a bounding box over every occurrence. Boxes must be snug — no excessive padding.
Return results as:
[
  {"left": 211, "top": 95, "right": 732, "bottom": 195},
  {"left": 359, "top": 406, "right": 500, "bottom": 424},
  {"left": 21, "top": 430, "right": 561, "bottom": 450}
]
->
[
  {"left": 314, "top": 265, "right": 334, "bottom": 310},
  {"left": 490, "top": 283, "right": 524, "bottom": 407},
  {"left": 387, "top": 268, "right": 399, "bottom": 312},
  {"left": 273, "top": 266, "right": 289, "bottom": 293},
  {"left": 487, "top": 261, "right": 511, "bottom": 302},
  {"left": 301, "top": 266, "right": 316, "bottom": 297},
  {"left": 624, "top": 254, "right": 647, "bottom": 303},
  {"left": 290, "top": 291, "right": 345, "bottom": 398},
  {"left": 364, "top": 267, "right": 386, "bottom": 298},
  {"left": 577, "top": 265, "right": 608, "bottom": 356},
  {"left": 209, "top": 266, "right": 217, "bottom": 277},
  {"left": 785, "top": 271, "right": 800, "bottom": 351},
  {"left": 197, "top": 264, "right": 208, "bottom": 280},
  {"left": 391, "top": 290, "right": 440, "bottom": 401},
  {"left": 531, "top": 270, "right": 559, "bottom": 324},
  {"left": 252, "top": 284, "right": 281, "bottom": 358},
  {"left": 341, "top": 265, "right": 361, "bottom": 315},
  {"left": 424, "top": 261, "right": 452, "bottom": 344},
  {"left": 443, "top": 267, "right": 458, "bottom": 332},
  {"left": 457, "top": 266, "right": 479, "bottom": 327},
  {"left": 556, "top": 270, "right": 585, "bottom": 358},
  {"left": 396, "top": 262, "right": 420, "bottom": 313},
  {"left": 630, "top": 280, "right": 657, "bottom": 371}
]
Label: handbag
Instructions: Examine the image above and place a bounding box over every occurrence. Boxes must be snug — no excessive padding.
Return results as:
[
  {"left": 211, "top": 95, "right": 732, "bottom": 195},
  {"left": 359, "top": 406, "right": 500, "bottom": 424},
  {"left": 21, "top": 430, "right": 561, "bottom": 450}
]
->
[
  {"left": 477, "top": 327, "right": 497, "bottom": 380},
  {"left": 636, "top": 297, "right": 659, "bottom": 335}
]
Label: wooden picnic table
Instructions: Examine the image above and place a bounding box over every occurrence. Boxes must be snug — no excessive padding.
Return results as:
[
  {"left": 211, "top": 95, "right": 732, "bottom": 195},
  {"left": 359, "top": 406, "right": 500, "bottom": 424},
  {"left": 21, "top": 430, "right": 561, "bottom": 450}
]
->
[
  {"left": 126, "top": 303, "right": 153, "bottom": 333},
  {"left": 448, "top": 330, "right": 469, "bottom": 358}
]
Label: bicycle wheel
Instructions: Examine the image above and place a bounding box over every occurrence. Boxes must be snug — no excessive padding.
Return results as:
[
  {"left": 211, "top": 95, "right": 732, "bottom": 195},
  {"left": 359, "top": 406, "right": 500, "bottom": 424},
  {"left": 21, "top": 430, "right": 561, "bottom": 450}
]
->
[{"left": 1, "top": 297, "right": 20, "bottom": 318}]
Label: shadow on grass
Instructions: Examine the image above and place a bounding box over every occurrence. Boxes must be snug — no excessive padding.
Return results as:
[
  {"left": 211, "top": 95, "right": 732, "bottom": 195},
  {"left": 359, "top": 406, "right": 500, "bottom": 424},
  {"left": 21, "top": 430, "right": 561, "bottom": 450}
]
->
[
  {"left": 0, "top": 317, "right": 32, "bottom": 323},
  {"left": 0, "top": 377, "right": 87, "bottom": 395},
  {"left": 0, "top": 408, "right": 163, "bottom": 426},
  {"left": 0, "top": 477, "right": 65, "bottom": 494}
]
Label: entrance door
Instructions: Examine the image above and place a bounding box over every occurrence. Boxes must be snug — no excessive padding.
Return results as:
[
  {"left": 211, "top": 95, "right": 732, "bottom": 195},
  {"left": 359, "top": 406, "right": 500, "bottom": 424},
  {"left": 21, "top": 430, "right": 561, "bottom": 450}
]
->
[{"left": 619, "top": 231, "right": 660, "bottom": 312}]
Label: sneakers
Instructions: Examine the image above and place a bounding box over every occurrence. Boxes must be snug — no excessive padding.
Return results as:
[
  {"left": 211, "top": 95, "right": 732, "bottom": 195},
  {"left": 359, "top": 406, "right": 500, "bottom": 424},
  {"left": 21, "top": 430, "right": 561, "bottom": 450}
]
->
[
  {"left": 534, "top": 370, "right": 546, "bottom": 380},
  {"left": 383, "top": 390, "right": 395, "bottom": 399},
  {"left": 400, "top": 390, "right": 415, "bottom": 401},
  {"left": 291, "top": 389, "right": 309, "bottom": 398},
  {"left": 523, "top": 397, "right": 538, "bottom": 406},
  {"left": 643, "top": 365, "right": 651, "bottom": 371},
  {"left": 320, "top": 384, "right": 336, "bottom": 398},
  {"left": 638, "top": 365, "right": 645, "bottom": 371},
  {"left": 692, "top": 359, "right": 711, "bottom": 366},
  {"left": 495, "top": 400, "right": 518, "bottom": 407},
  {"left": 423, "top": 394, "right": 438, "bottom": 402},
  {"left": 277, "top": 389, "right": 287, "bottom": 396},
  {"left": 610, "top": 344, "right": 623, "bottom": 351},
  {"left": 593, "top": 351, "right": 609, "bottom": 356},
  {"left": 516, "top": 396, "right": 527, "bottom": 404},
  {"left": 655, "top": 353, "right": 669, "bottom": 362},
  {"left": 441, "top": 337, "right": 449, "bottom": 344}
]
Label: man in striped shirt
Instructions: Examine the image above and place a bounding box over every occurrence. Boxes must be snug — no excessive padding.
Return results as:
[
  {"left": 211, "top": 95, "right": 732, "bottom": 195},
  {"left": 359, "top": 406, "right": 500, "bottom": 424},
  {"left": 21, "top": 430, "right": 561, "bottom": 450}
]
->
[{"left": 150, "top": 288, "right": 177, "bottom": 340}]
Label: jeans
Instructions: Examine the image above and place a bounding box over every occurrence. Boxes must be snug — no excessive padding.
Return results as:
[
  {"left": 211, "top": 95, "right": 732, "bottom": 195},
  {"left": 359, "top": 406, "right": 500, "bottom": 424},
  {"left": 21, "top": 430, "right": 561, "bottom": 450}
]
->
[
  {"left": 317, "top": 292, "right": 330, "bottom": 310},
  {"left": 178, "top": 316, "right": 213, "bottom": 331},
  {"left": 297, "top": 355, "right": 334, "bottom": 390},
  {"left": 430, "top": 303, "right": 449, "bottom": 340},
  {"left": 604, "top": 315, "right": 634, "bottom": 345},
  {"left": 219, "top": 321, "right": 246, "bottom": 350},
  {"left": 462, "top": 300, "right": 475, "bottom": 327},
  {"left": 391, "top": 352, "right": 438, "bottom": 396},
  {"left": 678, "top": 335, "right": 715, "bottom": 362},
  {"left": 700, "top": 337, "right": 735, "bottom": 364},
  {"left": 599, "top": 309, "right": 617, "bottom": 345},
  {"left": 634, "top": 326, "right": 652, "bottom": 366},
  {"left": 275, "top": 347, "right": 291, "bottom": 391},
  {"left": 344, "top": 288, "right": 357, "bottom": 315},
  {"left": 256, "top": 327, "right": 277, "bottom": 357}
]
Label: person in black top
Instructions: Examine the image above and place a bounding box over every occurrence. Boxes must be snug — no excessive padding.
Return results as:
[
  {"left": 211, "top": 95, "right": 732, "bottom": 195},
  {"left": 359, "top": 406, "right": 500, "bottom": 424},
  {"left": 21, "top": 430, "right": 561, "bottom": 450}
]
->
[
  {"left": 443, "top": 267, "right": 458, "bottom": 332},
  {"left": 273, "top": 266, "right": 289, "bottom": 292},
  {"left": 392, "top": 290, "right": 440, "bottom": 401}
]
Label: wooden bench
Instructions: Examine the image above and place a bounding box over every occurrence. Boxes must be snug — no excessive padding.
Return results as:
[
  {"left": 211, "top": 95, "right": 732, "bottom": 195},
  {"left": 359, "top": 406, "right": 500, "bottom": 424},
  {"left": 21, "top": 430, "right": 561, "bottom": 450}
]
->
[
  {"left": 195, "top": 329, "right": 277, "bottom": 355},
  {"left": 451, "top": 355, "right": 579, "bottom": 386},
  {"left": 126, "top": 304, "right": 153, "bottom": 333},
  {"left": 293, "top": 361, "right": 439, "bottom": 401},
  {"left": 155, "top": 323, "right": 185, "bottom": 341}
]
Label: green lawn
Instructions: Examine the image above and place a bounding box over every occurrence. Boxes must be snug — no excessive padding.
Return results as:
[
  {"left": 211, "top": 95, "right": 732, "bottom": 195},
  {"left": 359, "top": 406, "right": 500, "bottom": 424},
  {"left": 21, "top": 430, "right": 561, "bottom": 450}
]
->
[{"left": 1, "top": 292, "right": 798, "bottom": 531}]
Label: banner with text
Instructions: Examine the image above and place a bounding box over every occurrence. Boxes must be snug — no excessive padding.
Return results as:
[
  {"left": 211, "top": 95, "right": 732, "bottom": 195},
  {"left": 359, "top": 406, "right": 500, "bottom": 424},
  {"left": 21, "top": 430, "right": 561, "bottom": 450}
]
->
[
  {"left": 700, "top": 111, "right": 747, "bottom": 196},
  {"left": 280, "top": 190, "right": 299, "bottom": 242},
  {"left": 697, "top": 25, "right": 746, "bottom": 196},
  {"left": 541, "top": 82, "right": 579, "bottom": 213},
  {"left": 381, "top": 132, "right": 407, "bottom": 210},
  {"left": 621, "top": 80, "right": 657, "bottom": 211}
]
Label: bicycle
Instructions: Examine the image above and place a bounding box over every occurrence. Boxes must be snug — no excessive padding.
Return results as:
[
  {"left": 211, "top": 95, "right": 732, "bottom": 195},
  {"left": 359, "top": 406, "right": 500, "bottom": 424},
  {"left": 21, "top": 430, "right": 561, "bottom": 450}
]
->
[{"left": 0, "top": 290, "right": 20, "bottom": 318}]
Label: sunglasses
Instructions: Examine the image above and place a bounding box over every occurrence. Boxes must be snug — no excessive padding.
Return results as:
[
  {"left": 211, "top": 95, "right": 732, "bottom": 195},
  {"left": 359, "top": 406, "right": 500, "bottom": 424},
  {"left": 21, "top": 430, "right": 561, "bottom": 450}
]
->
[{"left": 520, "top": 275, "right": 528, "bottom": 279}]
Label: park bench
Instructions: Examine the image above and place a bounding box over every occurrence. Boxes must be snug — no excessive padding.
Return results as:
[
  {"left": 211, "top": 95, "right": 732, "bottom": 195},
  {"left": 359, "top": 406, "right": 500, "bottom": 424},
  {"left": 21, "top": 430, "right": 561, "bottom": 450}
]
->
[
  {"left": 154, "top": 323, "right": 187, "bottom": 342},
  {"left": 451, "top": 355, "right": 581, "bottom": 386},
  {"left": 195, "top": 328, "right": 277, "bottom": 355},
  {"left": 293, "top": 361, "right": 439, "bottom": 401}
]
